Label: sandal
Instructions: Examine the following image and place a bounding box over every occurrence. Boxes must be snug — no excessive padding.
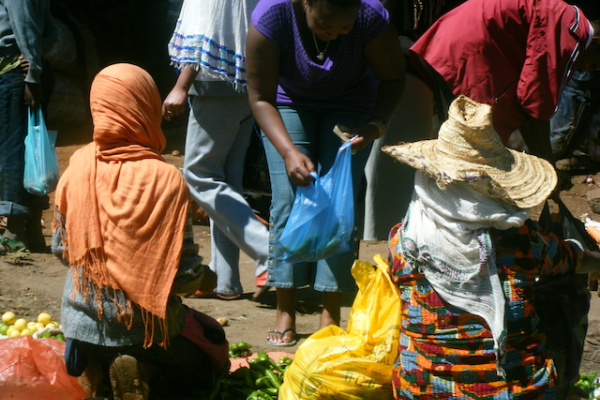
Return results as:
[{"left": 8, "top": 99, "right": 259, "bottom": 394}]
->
[
  {"left": 267, "top": 327, "right": 297, "bottom": 347},
  {"left": 187, "top": 290, "right": 215, "bottom": 298},
  {"left": 187, "top": 291, "right": 241, "bottom": 300},
  {"left": 216, "top": 293, "right": 241, "bottom": 300}
]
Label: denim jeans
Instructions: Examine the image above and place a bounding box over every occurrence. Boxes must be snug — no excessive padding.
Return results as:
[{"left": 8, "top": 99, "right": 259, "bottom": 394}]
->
[
  {"left": 183, "top": 93, "right": 269, "bottom": 296},
  {"left": 550, "top": 70, "right": 600, "bottom": 159},
  {"left": 263, "top": 106, "right": 371, "bottom": 293},
  {"left": 0, "top": 69, "right": 30, "bottom": 218}
]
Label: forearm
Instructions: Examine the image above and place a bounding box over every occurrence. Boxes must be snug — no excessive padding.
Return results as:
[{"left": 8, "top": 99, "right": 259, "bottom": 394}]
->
[
  {"left": 250, "top": 99, "right": 295, "bottom": 159},
  {"left": 173, "top": 65, "right": 199, "bottom": 93},
  {"left": 4, "top": 0, "right": 47, "bottom": 84}
]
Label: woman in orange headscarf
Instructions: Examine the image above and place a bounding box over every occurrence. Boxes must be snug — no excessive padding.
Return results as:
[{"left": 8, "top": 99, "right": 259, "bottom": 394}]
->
[{"left": 52, "top": 63, "right": 226, "bottom": 400}]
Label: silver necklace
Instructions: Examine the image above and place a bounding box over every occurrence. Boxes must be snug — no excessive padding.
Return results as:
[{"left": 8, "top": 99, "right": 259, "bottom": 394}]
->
[{"left": 312, "top": 32, "right": 330, "bottom": 61}]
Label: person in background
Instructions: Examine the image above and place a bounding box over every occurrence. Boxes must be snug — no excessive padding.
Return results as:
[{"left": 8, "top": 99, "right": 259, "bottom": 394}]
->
[
  {"left": 162, "top": 0, "right": 270, "bottom": 301},
  {"left": 550, "top": 1, "right": 600, "bottom": 164},
  {"left": 383, "top": 95, "right": 600, "bottom": 400},
  {"left": 362, "top": 0, "right": 465, "bottom": 241},
  {"left": 0, "top": 0, "right": 56, "bottom": 254},
  {"left": 409, "top": 0, "right": 600, "bottom": 162},
  {"left": 246, "top": 0, "right": 405, "bottom": 346},
  {"left": 53, "top": 63, "right": 226, "bottom": 400}
]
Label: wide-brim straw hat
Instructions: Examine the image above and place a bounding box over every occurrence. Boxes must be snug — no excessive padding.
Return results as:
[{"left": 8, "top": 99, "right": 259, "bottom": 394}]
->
[{"left": 382, "top": 95, "right": 557, "bottom": 209}]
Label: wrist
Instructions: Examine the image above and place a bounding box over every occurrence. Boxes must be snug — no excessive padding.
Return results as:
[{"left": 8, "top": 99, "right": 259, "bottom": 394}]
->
[{"left": 366, "top": 116, "right": 387, "bottom": 138}]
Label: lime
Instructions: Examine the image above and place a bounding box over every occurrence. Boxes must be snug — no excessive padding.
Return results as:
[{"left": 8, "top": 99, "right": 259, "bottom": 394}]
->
[
  {"left": 13, "top": 318, "right": 27, "bottom": 332},
  {"left": 8, "top": 329, "right": 20, "bottom": 337},
  {"left": 2, "top": 311, "right": 16, "bottom": 325},
  {"left": 27, "top": 321, "right": 37, "bottom": 330},
  {"left": 0, "top": 323, "right": 9, "bottom": 335},
  {"left": 37, "top": 312, "right": 52, "bottom": 326}
]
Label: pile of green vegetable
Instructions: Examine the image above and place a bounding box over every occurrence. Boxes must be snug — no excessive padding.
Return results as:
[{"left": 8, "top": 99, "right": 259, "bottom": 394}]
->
[
  {"left": 575, "top": 372, "right": 599, "bottom": 399},
  {"left": 210, "top": 341, "right": 293, "bottom": 400}
]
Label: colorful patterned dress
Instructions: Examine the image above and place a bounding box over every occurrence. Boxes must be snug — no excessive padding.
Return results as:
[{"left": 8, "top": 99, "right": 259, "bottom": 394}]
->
[{"left": 388, "top": 219, "right": 584, "bottom": 400}]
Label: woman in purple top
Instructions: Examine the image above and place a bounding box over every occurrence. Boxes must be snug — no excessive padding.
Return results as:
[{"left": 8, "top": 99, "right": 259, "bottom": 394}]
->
[{"left": 246, "top": 0, "right": 404, "bottom": 346}]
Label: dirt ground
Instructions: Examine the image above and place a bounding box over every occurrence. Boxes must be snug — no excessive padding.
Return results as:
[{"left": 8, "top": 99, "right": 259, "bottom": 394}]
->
[{"left": 3, "top": 118, "right": 600, "bottom": 378}]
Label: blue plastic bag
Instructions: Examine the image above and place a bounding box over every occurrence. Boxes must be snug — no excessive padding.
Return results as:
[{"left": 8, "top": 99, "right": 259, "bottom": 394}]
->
[
  {"left": 23, "top": 107, "right": 59, "bottom": 196},
  {"left": 280, "top": 141, "right": 354, "bottom": 262}
]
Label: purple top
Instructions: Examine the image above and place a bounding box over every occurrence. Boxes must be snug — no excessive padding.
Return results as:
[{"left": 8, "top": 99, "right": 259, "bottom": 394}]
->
[{"left": 251, "top": 0, "right": 389, "bottom": 112}]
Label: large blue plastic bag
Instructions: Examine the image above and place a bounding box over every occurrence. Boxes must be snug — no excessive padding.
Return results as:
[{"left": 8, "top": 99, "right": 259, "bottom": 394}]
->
[
  {"left": 280, "top": 141, "right": 354, "bottom": 262},
  {"left": 23, "top": 107, "right": 60, "bottom": 196}
]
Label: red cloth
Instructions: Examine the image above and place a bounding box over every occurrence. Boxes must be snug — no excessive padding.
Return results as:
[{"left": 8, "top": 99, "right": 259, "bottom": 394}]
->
[
  {"left": 410, "top": 0, "right": 591, "bottom": 143},
  {"left": 179, "top": 305, "right": 230, "bottom": 372}
]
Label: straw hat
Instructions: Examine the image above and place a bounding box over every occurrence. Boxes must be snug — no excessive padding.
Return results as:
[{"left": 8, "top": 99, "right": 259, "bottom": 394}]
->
[{"left": 382, "top": 95, "right": 557, "bottom": 209}]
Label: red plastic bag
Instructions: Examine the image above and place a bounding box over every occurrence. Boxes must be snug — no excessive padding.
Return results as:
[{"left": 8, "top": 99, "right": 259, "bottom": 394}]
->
[{"left": 0, "top": 335, "right": 87, "bottom": 400}]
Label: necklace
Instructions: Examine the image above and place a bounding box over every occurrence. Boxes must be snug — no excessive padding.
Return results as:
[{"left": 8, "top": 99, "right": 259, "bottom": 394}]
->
[{"left": 312, "top": 32, "right": 330, "bottom": 61}]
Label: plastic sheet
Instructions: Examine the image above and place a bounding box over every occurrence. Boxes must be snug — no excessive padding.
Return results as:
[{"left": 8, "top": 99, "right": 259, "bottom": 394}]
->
[{"left": 0, "top": 335, "right": 87, "bottom": 400}]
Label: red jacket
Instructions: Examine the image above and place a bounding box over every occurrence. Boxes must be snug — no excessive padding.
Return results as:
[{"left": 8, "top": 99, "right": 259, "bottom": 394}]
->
[{"left": 410, "top": 0, "right": 591, "bottom": 143}]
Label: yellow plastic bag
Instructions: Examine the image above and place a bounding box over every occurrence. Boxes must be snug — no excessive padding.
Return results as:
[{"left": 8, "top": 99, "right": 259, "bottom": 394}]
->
[{"left": 279, "top": 254, "right": 401, "bottom": 400}]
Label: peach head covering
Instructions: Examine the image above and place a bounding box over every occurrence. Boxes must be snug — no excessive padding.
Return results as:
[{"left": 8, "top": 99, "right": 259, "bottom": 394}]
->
[{"left": 54, "top": 63, "right": 190, "bottom": 347}]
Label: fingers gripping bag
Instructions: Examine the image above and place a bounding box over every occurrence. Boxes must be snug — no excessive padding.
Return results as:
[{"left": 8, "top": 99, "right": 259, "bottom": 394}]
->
[
  {"left": 280, "top": 141, "right": 354, "bottom": 262},
  {"left": 279, "top": 255, "right": 401, "bottom": 400}
]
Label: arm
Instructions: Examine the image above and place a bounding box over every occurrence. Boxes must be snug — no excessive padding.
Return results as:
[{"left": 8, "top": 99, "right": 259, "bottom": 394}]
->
[
  {"left": 344, "top": 24, "right": 406, "bottom": 152},
  {"left": 4, "top": 0, "right": 48, "bottom": 108},
  {"left": 246, "top": 23, "right": 316, "bottom": 187},
  {"left": 162, "top": 66, "right": 198, "bottom": 120},
  {"left": 51, "top": 219, "right": 70, "bottom": 267}
]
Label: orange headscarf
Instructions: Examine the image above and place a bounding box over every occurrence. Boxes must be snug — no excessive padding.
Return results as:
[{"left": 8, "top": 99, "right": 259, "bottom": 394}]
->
[{"left": 54, "top": 63, "right": 190, "bottom": 347}]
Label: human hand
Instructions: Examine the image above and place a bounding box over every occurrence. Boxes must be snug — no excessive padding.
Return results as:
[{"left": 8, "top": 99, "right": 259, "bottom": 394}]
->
[
  {"left": 24, "top": 82, "right": 43, "bottom": 108},
  {"left": 18, "top": 56, "right": 29, "bottom": 75},
  {"left": 283, "top": 149, "right": 316, "bottom": 187},
  {"left": 337, "top": 124, "right": 381, "bottom": 153},
  {"left": 162, "top": 87, "right": 188, "bottom": 121}
]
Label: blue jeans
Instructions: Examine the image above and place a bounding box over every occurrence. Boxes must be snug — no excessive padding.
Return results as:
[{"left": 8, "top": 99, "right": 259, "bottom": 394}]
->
[
  {"left": 0, "top": 69, "right": 30, "bottom": 218},
  {"left": 183, "top": 93, "right": 269, "bottom": 296},
  {"left": 550, "top": 70, "right": 600, "bottom": 158},
  {"left": 263, "top": 106, "right": 371, "bottom": 293}
]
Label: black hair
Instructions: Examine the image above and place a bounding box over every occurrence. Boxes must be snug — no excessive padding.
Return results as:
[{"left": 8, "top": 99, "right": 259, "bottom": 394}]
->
[{"left": 307, "top": 0, "right": 362, "bottom": 8}]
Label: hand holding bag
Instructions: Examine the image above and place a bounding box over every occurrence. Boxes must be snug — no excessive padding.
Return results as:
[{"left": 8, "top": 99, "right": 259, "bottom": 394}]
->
[
  {"left": 23, "top": 107, "right": 59, "bottom": 196},
  {"left": 279, "top": 141, "right": 354, "bottom": 262}
]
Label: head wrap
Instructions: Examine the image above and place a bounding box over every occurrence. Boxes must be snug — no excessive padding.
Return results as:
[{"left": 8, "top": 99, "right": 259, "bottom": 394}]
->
[{"left": 55, "top": 63, "right": 190, "bottom": 347}]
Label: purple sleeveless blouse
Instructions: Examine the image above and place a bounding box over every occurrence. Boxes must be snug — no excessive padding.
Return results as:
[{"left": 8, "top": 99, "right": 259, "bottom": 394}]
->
[{"left": 251, "top": 0, "right": 389, "bottom": 112}]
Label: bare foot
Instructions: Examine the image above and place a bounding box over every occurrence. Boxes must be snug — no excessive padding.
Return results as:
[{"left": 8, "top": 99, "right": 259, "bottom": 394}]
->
[{"left": 267, "top": 288, "right": 296, "bottom": 345}]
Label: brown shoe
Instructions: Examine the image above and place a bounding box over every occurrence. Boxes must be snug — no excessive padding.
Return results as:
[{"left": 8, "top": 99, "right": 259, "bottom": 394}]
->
[{"left": 109, "top": 355, "right": 149, "bottom": 400}]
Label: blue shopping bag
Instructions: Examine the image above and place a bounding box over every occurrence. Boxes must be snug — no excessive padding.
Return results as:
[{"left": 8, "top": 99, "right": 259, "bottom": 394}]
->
[
  {"left": 280, "top": 141, "right": 354, "bottom": 262},
  {"left": 23, "top": 107, "right": 60, "bottom": 196}
]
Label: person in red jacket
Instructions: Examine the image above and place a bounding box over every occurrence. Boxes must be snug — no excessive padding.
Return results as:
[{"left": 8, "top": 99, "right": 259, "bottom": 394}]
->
[{"left": 410, "top": 0, "right": 600, "bottom": 161}]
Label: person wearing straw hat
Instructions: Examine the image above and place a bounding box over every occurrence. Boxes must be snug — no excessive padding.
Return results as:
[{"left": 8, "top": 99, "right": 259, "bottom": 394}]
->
[
  {"left": 409, "top": 0, "right": 600, "bottom": 162},
  {"left": 383, "top": 95, "right": 600, "bottom": 400}
]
